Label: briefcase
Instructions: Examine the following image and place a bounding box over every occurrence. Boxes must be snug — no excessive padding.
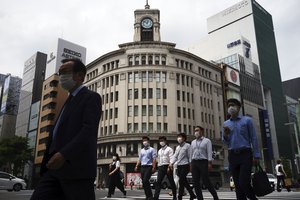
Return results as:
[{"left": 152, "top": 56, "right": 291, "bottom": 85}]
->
[
  {"left": 284, "top": 178, "right": 292, "bottom": 187},
  {"left": 252, "top": 165, "right": 273, "bottom": 196}
]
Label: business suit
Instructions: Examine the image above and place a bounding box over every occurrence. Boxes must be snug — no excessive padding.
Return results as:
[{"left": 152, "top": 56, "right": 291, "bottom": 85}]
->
[{"left": 31, "top": 86, "right": 102, "bottom": 200}]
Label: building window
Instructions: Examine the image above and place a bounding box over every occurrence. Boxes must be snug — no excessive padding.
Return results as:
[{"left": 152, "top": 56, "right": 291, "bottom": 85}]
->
[
  {"left": 182, "top": 91, "right": 185, "bottom": 102},
  {"left": 148, "top": 105, "right": 153, "bottom": 116},
  {"left": 163, "top": 106, "right": 167, "bottom": 116},
  {"left": 177, "top": 90, "right": 180, "bottom": 101},
  {"left": 157, "top": 105, "right": 161, "bottom": 116},
  {"left": 142, "top": 105, "right": 147, "bottom": 116},
  {"left": 157, "top": 123, "right": 161, "bottom": 133},
  {"left": 128, "top": 123, "right": 132, "bottom": 133},
  {"left": 134, "top": 72, "right": 140, "bottom": 83},
  {"left": 178, "top": 124, "right": 181, "bottom": 132},
  {"left": 149, "top": 123, "right": 153, "bottom": 132},
  {"left": 148, "top": 55, "right": 153, "bottom": 65},
  {"left": 134, "top": 105, "right": 138, "bottom": 116},
  {"left": 128, "top": 73, "right": 133, "bottom": 83},
  {"left": 134, "top": 89, "right": 139, "bottom": 99},
  {"left": 176, "top": 74, "right": 180, "bottom": 84},
  {"left": 188, "top": 109, "right": 191, "bottom": 119},
  {"left": 134, "top": 123, "right": 138, "bottom": 133},
  {"left": 181, "top": 75, "right": 185, "bottom": 85},
  {"left": 183, "top": 108, "right": 186, "bottom": 118},
  {"left": 162, "top": 56, "right": 166, "bottom": 65},
  {"left": 128, "top": 106, "right": 132, "bottom": 117},
  {"left": 162, "top": 72, "right": 166, "bottom": 83},
  {"left": 142, "top": 56, "right": 146, "bottom": 65},
  {"left": 115, "top": 74, "right": 119, "bottom": 85},
  {"left": 156, "top": 88, "right": 161, "bottom": 99},
  {"left": 148, "top": 71, "right": 153, "bottom": 82},
  {"left": 177, "top": 107, "right": 181, "bottom": 118},
  {"left": 142, "top": 71, "right": 147, "bottom": 82},
  {"left": 142, "top": 88, "right": 147, "bottom": 99},
  {"left": 156, "top": 72, "right": 160, "bottom": 82},
  {"left": 142, "top": 123, "right": 147, "bottom": 132},
  {"left": 148, "top": 88, "right": 153, "bottom": 99},
  {"left": 109, "top": 109, "right": 113, "bottom": 119},
  {"left": 114, "top": 108, "right": 118, "bottom": 118},
  {"left": 128, "top": 56, "right": 133, "bottom": 66},
  {"left": 163, "top": 123, "right": 168, "bottom": 132},
  {"left": 187, "top": 92, "right": 190, "bottom": 102},
  {"left": 128, "top": 89, "right": 132, "bottom": 100},
  {"left": 110, "top": 93, "right": 113, "bottom": 103},
  {"left": 155, "top": 55, "right": 160, "bottom": 65},
  {"left": 115, "top": 91, "right": 119, "bottom": 101},
  {"left": 163, "top": 89, "right": 167, "bottom": 99},
  {"left": 135, "top": 56, "right": 139, "bottom": 65}
]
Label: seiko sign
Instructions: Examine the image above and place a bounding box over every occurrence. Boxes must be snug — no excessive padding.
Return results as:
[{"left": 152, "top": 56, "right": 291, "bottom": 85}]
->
[{"left": 61, "top": 48, "right": 82, "bottom": 60}]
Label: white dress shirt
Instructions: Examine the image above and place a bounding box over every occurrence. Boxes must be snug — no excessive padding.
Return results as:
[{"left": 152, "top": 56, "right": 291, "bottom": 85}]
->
[{"left": 157, "top": 145, "right": 174, "bottom": 166}]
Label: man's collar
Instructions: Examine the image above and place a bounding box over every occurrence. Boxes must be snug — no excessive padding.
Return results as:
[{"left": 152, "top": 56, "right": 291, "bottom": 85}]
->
[
  {"left": 197, "top": 136, "right": 205, "bottom": 141},
  {"left": 230, "top": 115, "right": 242, "bottom": 121},
  {"left": 70, "top": 84, "right": 84, "bottom": 97}
]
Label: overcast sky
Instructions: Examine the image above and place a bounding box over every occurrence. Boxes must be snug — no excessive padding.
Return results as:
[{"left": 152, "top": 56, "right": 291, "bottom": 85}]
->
[{"left": 0, "top": 0, "right": 299, "bottom": 81}]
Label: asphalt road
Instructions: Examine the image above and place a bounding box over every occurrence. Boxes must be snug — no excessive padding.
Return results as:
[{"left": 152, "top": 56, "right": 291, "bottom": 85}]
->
[{"left": 0, "top": 188, "right": 300, "bottom": 200}]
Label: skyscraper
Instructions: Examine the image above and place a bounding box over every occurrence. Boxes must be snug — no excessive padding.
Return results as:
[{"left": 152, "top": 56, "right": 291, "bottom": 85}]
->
[{"left": 188, "top": 0, "right": 290, "bottom": 167}]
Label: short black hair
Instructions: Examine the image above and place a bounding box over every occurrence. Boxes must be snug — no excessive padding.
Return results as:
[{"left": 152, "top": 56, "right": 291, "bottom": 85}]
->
[
  {"left": 195, "top": 126, "right": 204, "bottom": 131},
  {"left": 227, "top": 98, "right": 241, "bottom": 107},
  {"left": 177, "top": 133, "right": 187, "bottom": 140},
  {"left": 62, "top": 58, "right": 87, "bottom": 77},
  {"left": 159, "top": 136, "right": 167, "bottom": 141},
  {"left": 142, "top": 136, "right": 150, "bottom": 141}
]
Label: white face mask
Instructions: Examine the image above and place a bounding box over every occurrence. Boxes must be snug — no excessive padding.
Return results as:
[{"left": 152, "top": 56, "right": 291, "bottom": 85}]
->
[
  {"left": 177, "top": 137, "right": 183, "bottom": 144},
  {"left": 112, "top": 156, "right": 117, "bottom": 160},
  {"left": 143, "top": 141, "right": 149, "bottom": 147},
  {"left": 160, "top": 141, "right": 166, "bottom": 147},
  {"left": 59, "top": 74, "right": 76, "bottom": 91},
  {"left": 228, "top": 106, "right": 238, "bottom": 116},
  {"left": 195, "top": 131, "right": 200, "bottom": 138}
]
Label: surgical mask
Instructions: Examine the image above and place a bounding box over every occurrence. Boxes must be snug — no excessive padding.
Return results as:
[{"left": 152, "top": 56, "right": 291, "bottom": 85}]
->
[
  {"left": 59, "top": 74, "right": 76, "bottom": 91},
  {"left": 195, "top": 131, "right": 200, "bottom": 138},
  {"left": 143, "top": 141, "right": 149, "bottom": 147},
  {"left": 177, "top": 137, "right": 183, "bottom": 144},
  {"left": 160, "top": 142, "right": 166, "bottom": 147},
  {"left": 228, "top": 106, "right": 238, "bottom": 116},
  {"left": 112, "top": 156, "right": 117, "bottom": 160}
]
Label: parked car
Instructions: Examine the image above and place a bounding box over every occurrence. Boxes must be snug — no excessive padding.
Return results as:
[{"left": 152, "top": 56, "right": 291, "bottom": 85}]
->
[{"left": 0, "top": 171, "right": 27, "bottom": 191}]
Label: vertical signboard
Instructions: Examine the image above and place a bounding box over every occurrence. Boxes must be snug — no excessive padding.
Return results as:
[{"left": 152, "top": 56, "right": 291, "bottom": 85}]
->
[
  {"left": 1, "top": 75, "right": 11, "bottom": 113},
  {"left": 261, "top": 109, "right": 274, "bottom": 159}
]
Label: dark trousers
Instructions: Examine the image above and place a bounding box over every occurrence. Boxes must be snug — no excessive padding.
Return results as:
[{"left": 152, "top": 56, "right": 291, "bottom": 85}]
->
[
  {"left": 154, "top": 165, "right": 177, "bottom": 200},
  {"left": 30, "top": 171, "right": 95, "bottom": 200},
  {"left": 177, "top": 164, "right": 195, "bottom": 199},
  {"left": 191, "top": 160, "right": 219, "bottom": 200},
  {"left": 229, "top": 149, "right": 257, "bottom": 200},
  {"left": 276, "top": 175, "right": 290, "bottom": 191},
  {"left": 141, "top": 165, "right": 153, "bottom": 199},
  {"left": 108, "top": 175, "right": 126, "bottom": 196}
]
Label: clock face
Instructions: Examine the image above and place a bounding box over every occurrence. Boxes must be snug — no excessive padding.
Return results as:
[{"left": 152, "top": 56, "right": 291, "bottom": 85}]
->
[{"left": 141, "top": 18, "right": 153, "bottom": 29}]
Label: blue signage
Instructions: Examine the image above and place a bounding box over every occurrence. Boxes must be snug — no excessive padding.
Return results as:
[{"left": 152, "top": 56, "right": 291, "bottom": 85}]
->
[{"left": 227, "top": 39, "right": 241, "bottom": 48}]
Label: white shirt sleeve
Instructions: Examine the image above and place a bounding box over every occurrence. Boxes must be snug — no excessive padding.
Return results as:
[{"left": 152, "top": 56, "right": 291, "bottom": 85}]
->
[{"left": 116, "top": 160, "right": 120, "bottom": 168}]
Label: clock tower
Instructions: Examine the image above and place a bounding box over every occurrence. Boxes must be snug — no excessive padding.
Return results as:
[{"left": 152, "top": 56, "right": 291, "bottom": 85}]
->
[{"left": 133, "top": 1, "right": 161, "bottom": 42}]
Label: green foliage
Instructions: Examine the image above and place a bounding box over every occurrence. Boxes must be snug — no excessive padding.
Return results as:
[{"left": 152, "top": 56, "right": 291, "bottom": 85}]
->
[{"left": 0, "top": 136, "right": 33, "bottom": 175}]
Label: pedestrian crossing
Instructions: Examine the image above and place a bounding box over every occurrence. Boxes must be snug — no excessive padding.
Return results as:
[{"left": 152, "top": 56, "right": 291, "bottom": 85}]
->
[{"left": 98, "top": 191, "right": 300, "bottom": 200}]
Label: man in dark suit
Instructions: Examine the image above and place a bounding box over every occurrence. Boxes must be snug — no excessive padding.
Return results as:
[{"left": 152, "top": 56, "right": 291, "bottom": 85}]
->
[{"left": 31, "top": 58, "right": 102, "bottom": 200}]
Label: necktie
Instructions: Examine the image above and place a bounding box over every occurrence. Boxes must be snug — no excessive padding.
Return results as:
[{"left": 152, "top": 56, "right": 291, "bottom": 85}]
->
[{"left": 49, "top": 94, "right": 73, "bottom": 153}]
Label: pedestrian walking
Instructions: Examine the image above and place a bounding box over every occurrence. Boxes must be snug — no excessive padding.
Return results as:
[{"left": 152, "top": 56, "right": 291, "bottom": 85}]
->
[
  {"left": 275, "top": 159, "right": 291, "bottom": 192},
  {"left": 135, "top": 136, "right": 157, "bottom": 200},
  {"left": 170, "top": 133, "right": 196, "bottom": 200},
  {"left": 106, "top": 153, "right": 126, "bottom": 198},
  {"left": 130, "top": 179, "right": 134, "bottom": 190},
  {"left": 222, "top": 98, "right": 260, "bottom": 200},
  {"left": 190, "top": 126, "right": 219, "bottom": 200},
  {"left": 154, "top": 136, "right": 177, "bottom": 200},
  {"left": 30, "top": 58, "right": 102, "bottom": 200}
]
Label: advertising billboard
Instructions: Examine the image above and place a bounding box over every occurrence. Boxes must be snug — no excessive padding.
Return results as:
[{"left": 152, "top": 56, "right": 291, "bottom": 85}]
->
[
  {"left": 46, "top": 38, "right": 86, "bottom": 79},
  {"left": 28, "top": 101, "right": 40, "bottom": 131},
  {"left": 1, "top": 75, "right": 10, "bottom": 113}
]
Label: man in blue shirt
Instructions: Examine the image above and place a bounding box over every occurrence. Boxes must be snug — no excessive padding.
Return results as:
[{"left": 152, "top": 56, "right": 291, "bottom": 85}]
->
[
  {"left": 135, "top": 136, "right": 157, "bottom": 200},
  {"left": 222, "top": 98, "right": 260, "bottom": 200}
]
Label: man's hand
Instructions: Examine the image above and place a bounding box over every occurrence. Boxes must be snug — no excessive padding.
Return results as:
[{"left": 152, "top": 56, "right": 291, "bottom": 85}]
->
[
  {"left": 152, "top": 167, "right": 156, "bottom": 174},
  {"left": 253, "top": 158, "right": 260, "bottom": 166},
  {"left": 46, "top": 152, "right": 65, "bottom": 170},
  {"left": 223, "top": 126, "right": 230, "bottom": 137},
  {"left": 208, "top": 163, "right": 212, "bottom": 172},
  {"left": 134, "top": 166, "right": 138, "bottom": 172}
]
